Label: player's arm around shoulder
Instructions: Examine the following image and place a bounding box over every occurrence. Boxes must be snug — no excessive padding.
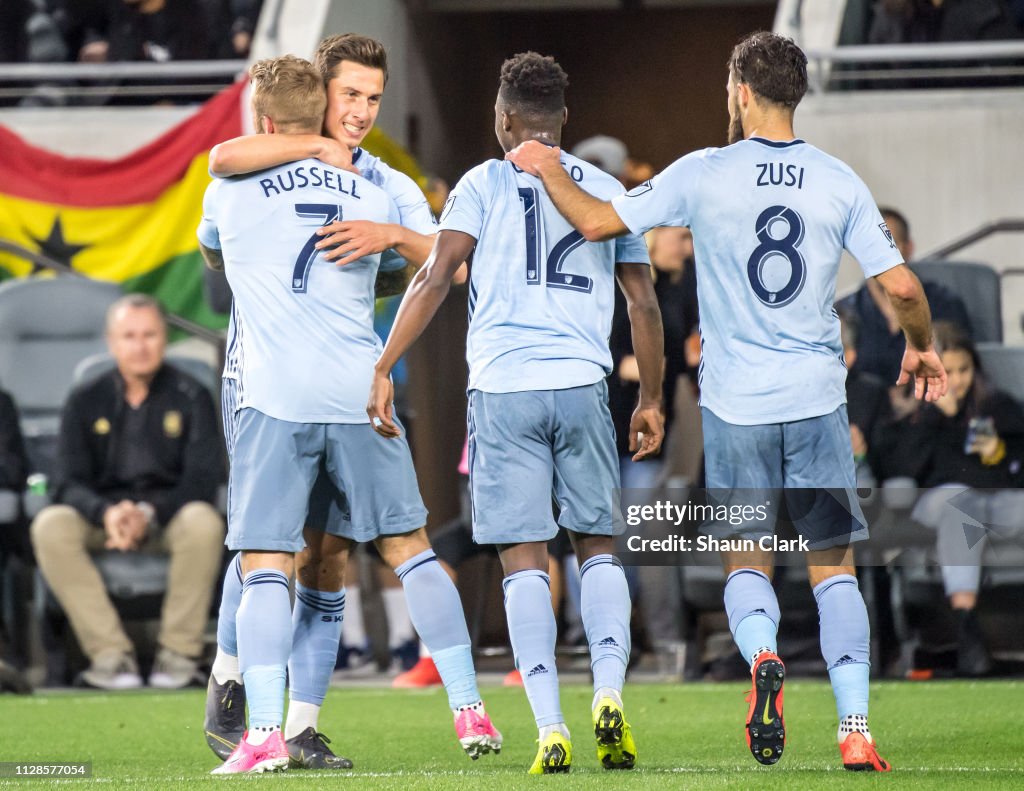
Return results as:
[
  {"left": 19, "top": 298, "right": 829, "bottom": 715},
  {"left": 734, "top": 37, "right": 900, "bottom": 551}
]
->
[
  {"left": 197, "top": 179, "right": 224, "bottom": 270},
  {"left": 208, "top": 134, "right": 351, "bottom": 178},
  {"left": 506, "top": 141, "right": 628, "bottom": 241}
]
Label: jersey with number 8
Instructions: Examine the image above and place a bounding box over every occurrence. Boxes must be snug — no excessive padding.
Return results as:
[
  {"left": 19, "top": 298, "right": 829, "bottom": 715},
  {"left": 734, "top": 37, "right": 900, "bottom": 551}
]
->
[
  {"left": 198, "top": 158, "right": 400, "bottom": 423},
  {"left": 611, "top": 137, "right": 904, "bottom": 425},
  {"left": 441, "top": 153, "right": 649, "bottom": 394}
]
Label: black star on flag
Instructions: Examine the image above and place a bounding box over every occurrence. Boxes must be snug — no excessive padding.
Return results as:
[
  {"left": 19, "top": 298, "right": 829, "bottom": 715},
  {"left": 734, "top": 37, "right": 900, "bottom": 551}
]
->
[{"left": 28, "top": 216, "right": 88, "bottom": 273}]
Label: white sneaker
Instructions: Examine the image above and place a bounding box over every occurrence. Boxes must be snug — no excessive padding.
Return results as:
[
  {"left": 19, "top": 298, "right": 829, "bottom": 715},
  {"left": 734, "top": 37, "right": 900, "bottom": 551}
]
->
[
  {"left": 149, "top": 647, "right": 199, "bottom": 689},
  {"left": 80, "top": 651, "right": 142, "bottom": 690}
]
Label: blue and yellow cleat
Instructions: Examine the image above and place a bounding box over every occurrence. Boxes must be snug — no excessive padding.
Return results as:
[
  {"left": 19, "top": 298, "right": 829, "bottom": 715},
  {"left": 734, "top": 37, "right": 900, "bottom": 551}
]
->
[
  {"left": 528, "top": 731, "right": 572, "bottom": 774},
  {"left": 593, "top": 697, "right": 637, "bottom": 770}
]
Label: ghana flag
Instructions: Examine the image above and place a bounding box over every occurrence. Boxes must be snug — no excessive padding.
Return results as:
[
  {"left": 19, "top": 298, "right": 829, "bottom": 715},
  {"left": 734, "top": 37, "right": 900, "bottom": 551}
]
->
[{"left": 0, "top": 80, "right": 427, "bottom": 330}]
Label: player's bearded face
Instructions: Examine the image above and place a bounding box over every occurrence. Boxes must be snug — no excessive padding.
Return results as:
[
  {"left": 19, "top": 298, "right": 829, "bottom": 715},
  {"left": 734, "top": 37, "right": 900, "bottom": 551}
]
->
[{"left": 324, "top": 61, "right": 385, "bottom": 149}]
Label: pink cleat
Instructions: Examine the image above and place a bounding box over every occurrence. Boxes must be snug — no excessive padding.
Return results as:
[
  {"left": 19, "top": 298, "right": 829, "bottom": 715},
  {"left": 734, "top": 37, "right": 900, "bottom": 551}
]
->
[
  {"left": 210, "top": 729, "right": 290, "bottom": 775},
  {"left": 454, "top": 707, "right": 503, "bottom": 760}
]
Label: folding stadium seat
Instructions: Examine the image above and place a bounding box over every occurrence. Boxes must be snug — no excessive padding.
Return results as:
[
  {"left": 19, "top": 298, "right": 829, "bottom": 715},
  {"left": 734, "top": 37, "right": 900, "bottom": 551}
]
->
[
  {"left": 0, "top": 277, "right": 122, "bottom": 478},
  {"left": 910, "top": 261, "right": 1002, "bottom": 343}
]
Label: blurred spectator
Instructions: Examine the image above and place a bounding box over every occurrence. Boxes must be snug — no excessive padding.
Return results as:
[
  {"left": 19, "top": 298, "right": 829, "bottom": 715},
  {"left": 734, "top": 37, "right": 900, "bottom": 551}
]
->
[
  {"left": 30, "top": 294, "right": 225, "bottom": 690},
  {"left": 425, "top": 175, "right": 450, "bottom": 218},
  {"left": 219, "top": 0, "right": 263, "bottom": 58},
  {"left": 840, "top": 311, "right": 893, "bottom": 485},
  {"left": 0, "top": 1, "right": 32, "bottom": 62},
  {"left": 572, "top": 135, "right": 628, "bottom": 183},
  {"left": 623, "top": 158, "right": 654, "bottom": 191},
  {"left": 879, "top": 322, "right": 1024, "bottom": 675},
  {"left": 869, "top": 0, "right": 1022, "bottom": 43},
  {"left": 837, "top": 207, "right": 971, "bottom": 412},
  {"left": 55, "top": 0, "right": 229, "bottom": 63},
  {"left": 0, "top": 388, "right": 31, "bottom": 693}
]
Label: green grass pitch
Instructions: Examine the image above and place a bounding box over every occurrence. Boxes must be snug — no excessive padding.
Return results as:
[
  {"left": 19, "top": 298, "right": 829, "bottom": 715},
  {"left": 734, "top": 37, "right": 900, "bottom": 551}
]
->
[{"left": 1, "top": 680, "right": 1022, "bottom": 789}]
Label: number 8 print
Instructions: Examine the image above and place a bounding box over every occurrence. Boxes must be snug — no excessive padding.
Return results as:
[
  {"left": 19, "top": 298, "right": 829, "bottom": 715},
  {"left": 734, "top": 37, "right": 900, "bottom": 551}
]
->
[{"left": 747, "top": 205, "right": 806, "bottom": 308}]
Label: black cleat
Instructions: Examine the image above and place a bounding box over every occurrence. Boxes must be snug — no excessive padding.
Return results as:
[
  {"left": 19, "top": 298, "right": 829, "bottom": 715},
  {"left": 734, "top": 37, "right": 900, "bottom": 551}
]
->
[
  {"left": 745, "top": 652, "right": 785, "bottom": 766},
  {"left": 286, "top": 727, "right": 354, "bottom": 770},
  {"left": 204, "top": 676, "right": 245, "bottom": 761}
]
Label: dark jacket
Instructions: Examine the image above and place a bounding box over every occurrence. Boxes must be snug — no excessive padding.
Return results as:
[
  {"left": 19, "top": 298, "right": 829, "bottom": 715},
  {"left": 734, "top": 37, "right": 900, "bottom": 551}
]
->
[
  {"left": 846, "top": 369, "right": 893, "bottom": 479},
  {"left": 838, "top": 281, "right": 972, "bottom": 384},
  {"left": 876, "top": 388, "right": 1024, "bottom": 489},
  {"left": 54, "top": 364, "right": 223, "bottom": 526},
  {"left": 0, "top": 389, "right": 28, "bottom": 492}
]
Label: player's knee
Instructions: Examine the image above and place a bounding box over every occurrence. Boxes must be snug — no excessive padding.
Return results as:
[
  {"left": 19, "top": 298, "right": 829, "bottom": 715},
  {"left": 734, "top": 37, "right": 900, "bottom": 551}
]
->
[{"left": 377, "top": 528, "right": 430, "bottom": 569}]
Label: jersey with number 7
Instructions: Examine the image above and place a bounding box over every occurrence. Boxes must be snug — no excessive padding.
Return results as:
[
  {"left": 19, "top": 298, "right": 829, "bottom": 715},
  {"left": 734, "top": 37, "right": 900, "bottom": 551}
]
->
[
  {"left": 197, "top": 158, "right": 400, "bottom": 424},
  {"left": 611, "top": 137, "right": 904, "bottom": 426}
]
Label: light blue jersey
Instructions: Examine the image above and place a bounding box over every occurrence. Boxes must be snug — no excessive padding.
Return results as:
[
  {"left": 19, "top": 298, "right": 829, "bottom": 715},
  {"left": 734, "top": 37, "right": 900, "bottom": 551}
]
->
[
  {"left": 198, "top": 157, "right": 399, "bottom": 423},
  {"left": 611, "top": 137, "right": 903, "bottom": 425},
  {"left": 441, "top": 151, "right": 649, "bottom": 394},
  {"left": 219, "top": 146, "right": 436, "bottom": 382}
]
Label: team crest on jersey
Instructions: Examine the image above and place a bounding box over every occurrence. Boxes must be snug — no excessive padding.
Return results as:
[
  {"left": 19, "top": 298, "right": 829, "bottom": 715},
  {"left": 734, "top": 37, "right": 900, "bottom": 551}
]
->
[
  {"left": 879, "top": 222, "right": 897, "bottom": 249},
  {"left": 163, "top": 410, "right": 182, "bottom": 438},
  {"left": 439, "top": 195, "right": 456, "bottom": 223},
  {"left": 626, "top": 179, "right": 653, "bottom": 197}
]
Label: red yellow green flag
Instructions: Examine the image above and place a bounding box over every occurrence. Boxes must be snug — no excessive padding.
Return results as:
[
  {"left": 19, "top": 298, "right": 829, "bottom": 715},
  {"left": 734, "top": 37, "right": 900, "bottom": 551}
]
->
[{"left": 0, "top": 80, "right": 427, "bottom": 330}]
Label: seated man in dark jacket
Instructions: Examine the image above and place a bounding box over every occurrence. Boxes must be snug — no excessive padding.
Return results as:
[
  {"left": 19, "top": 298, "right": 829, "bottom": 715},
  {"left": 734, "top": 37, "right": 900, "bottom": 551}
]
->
[{"left": 30, "top": 294, "right": 224, "bottom": 690}]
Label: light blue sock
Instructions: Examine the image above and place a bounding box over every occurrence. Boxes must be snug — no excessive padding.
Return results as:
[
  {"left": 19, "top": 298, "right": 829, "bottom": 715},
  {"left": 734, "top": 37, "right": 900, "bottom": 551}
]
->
[
  {"left": 216, "top": 553, "right": 243, "bottom": 655},
  {"left": 813, "top": 574, "right": 870, "bottom": 719},
  {"left": 724, "top": 569, "right": 780, "bottom": 667},
  {"left": 395, "top": 549, "right": 479, "bottom": 708},
  {"left": 238, "top": 568, "right": 292, "bottom": 729},
  {"left": 579, "top": 554, "right": 631, "bottom": 693},
  {"left": 288, "top": 583, "right": 344, "bottom": 706},
  {"left": 503, "top": 569, "right": 562, "bottom": 727}
]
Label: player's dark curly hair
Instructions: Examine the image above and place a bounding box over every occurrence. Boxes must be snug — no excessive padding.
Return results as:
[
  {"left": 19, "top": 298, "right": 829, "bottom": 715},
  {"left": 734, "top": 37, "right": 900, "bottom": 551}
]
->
[
  {"left": 498, "top": 51, "right": 568, "bottom": 118},
  {"left": 728, "top": 31, "right": 807, "bottom": 109}
]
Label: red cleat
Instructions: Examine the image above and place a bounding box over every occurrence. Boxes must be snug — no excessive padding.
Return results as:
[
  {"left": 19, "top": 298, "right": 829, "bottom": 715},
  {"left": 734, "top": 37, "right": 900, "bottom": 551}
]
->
[
  {"left": 502, "top": 669, "right": 523, "bottom": 686},
  {"left": 744, "top": 651, "right": 785, "bottom": 766},
  {"left": 392, "top": 656, "right": 442, "bottom": 688},
  {"left": 840, "top": 732, "right": 892, "bottom": 772}
]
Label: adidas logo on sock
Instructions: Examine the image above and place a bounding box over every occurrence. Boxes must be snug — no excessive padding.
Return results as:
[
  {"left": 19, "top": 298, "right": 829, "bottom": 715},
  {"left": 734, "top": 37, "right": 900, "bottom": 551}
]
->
[
  {"left": 597, "top": 637, "right": 619, "bottom": 647},
  {"left": 833, "top": 654, "right": 855, "bottom": 666},
  {"left": 526, "top": 664, "right": 548, "bottom": 677}
]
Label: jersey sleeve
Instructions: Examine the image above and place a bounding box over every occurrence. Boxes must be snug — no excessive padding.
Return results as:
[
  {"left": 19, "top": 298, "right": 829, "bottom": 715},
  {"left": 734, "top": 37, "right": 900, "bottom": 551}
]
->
[
  {"left": 386, "top": 169, "right": 438, "bottom": 236},
  {"left": 844, "top": 173, "right": 904, "bottom": 278},
  {"left": 610, "top": 151, "right": 704, "bottom": 235},
  {"left": 614, "top": 232, "right": 650, "bottom": 266},
  {"left": 196, "top": 180, "right": 222, "bottom": 250},
  {"left": 438, "top": 165, "right": 488, "bottom": 241}
]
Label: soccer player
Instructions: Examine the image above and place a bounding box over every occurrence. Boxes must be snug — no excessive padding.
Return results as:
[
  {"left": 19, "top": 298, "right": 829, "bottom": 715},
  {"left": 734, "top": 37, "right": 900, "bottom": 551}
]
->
[
  {"left": 507, "top": 31, "right": 947, "bottom": 773},
  {"left": 202, "top": 34, "right": 467, "bottom": 769},
  {"left": 198, "top": 55, "right": 499, "bottom": 774},
  {"left": 368, "top": 52, "right": 665, "bottom": 774}
]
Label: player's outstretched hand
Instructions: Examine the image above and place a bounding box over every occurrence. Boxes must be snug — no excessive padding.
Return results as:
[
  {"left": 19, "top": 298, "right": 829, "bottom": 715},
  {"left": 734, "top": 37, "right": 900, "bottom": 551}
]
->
[
  {"left": 896, "top": 345, "right": 948, "bottom": 402},
  {"left": 316, "top": 220, "right": 393, "bottom": 266},
  {"left": 367, "top": 370, "right": 401, "bottom": 438},
  {"left": 628, "top": 403, "right": 665, "bottom": 461},
  {"left": 505, "top": 140, "right": 562, "bottom": 177}
]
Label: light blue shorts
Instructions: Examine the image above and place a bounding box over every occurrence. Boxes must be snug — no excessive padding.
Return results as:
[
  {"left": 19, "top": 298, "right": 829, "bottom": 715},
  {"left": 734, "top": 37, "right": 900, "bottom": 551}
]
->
[
  {"left": 467, "top": 381, "right": 620, "bottom": 545},
  {"left": 701, "top": 405, "right": 868, "bottom": 549},
  {"left": 227, "top": 407, "right": 427, "bottom": 552}
]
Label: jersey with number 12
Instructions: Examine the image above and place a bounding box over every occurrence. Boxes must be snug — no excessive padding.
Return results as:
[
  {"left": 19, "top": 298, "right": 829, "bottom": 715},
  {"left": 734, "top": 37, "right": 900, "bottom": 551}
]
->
[
  {"left": 441, "top": 152, "right": 649, "bottom": 394},
  {"left": 612, "top": 137, "right": 904, "bottom": 425},
  {"left": 198, "top": 158, "right": 399, "bottom": 423}
]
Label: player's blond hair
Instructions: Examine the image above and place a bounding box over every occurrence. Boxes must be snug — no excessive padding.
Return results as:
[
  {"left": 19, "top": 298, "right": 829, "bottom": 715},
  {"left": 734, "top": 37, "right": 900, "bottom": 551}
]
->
[{"left": 249, "top": 55, "right": 326, "bottom": 134}]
